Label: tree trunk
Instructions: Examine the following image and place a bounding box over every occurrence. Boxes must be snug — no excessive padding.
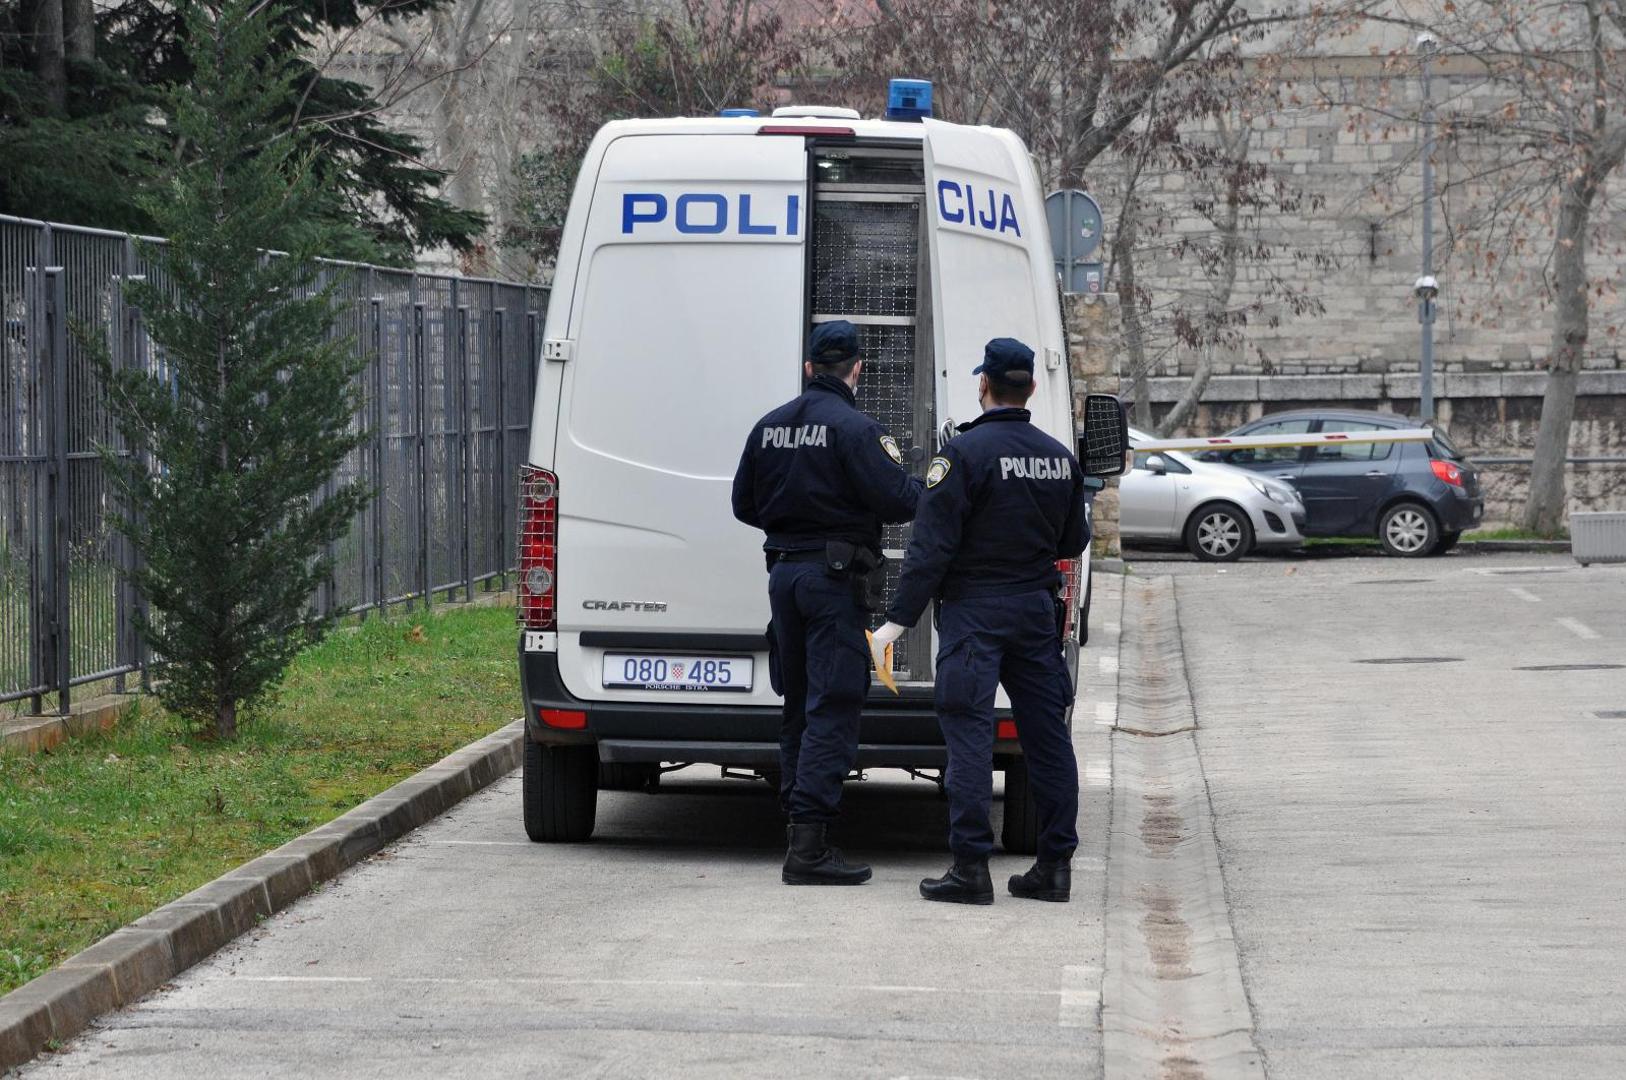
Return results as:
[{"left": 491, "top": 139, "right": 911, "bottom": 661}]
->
[
  {"left": 1521, "top": 185, "right": 1590, "bottom": 536},
  {"left": 1158, "top": 121, "right": 1247, "bottom": 438},
  {"left": 1157, "top": 349, "right": 1214, "bottom": 437},
  {"left": 1114, "top": 204, "right": 1153, "bottom": 429},
  {"left": 31, "top": 0, "right": 67, "bottom": 110},
  {"left": 64, "top": 0, "right": 94, "bottom": 63},
  {"left": 215, "top": 698, "right": 237, "bottom": 741}
]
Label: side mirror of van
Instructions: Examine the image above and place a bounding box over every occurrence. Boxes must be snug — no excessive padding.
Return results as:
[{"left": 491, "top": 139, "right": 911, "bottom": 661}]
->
[{"left": 1078, "top": 393, "right": 1129, "bottom": 478}]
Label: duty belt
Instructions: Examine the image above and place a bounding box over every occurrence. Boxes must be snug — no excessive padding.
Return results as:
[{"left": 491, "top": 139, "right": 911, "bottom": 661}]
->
[{"left": 769, "top": 549, "right": 825, "bottom": 565}]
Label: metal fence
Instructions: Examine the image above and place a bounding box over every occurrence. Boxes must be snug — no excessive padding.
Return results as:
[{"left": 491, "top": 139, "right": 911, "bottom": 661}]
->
[{"left": 1, "top": 215, "right": 548, "bottom": 715}]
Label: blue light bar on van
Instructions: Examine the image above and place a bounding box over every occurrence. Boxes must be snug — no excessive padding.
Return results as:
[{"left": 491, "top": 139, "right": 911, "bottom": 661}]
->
[
  {"left": 886, "top": 79, "right": 932, "bottom": 121},
  {"left": 718, "top": 108, "right": 760, "bottom": 118}
]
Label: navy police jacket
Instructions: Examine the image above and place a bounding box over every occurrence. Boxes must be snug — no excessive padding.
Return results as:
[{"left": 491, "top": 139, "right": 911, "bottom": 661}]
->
[
  {"left": 732, "top": 375, "right": 922, "bottom": 552},
  {"left": 887, "top": 407, "right": 1089, "bottom": 626}
]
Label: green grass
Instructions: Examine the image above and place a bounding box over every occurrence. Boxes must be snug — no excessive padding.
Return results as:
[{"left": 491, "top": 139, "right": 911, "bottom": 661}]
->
[
  {"left": 0, "top": 602, "right": 519, "bottom": 995},
  {"left": 1463, "top": 527, "right": 1569, "bottom": 542},
  {"left": 1303, "top": 537, "right": 1379, "bottom": 547}
]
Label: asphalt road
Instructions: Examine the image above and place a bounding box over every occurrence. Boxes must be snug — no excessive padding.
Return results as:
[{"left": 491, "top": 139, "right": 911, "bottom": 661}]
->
[
  {"left": 15, "top": 585, "right": 1123, "bottom": 1080},
  {"left": 17, "top": 552, "right": 1626, "bottom": 1078}
]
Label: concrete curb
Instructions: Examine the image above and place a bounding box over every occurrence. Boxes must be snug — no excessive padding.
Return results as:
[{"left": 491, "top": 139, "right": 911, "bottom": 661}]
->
[
  {"left": 1102, "top": 578, "right": 1264, "bottom": 1080},
  {"left": 0, "top": 719, "right": 524, "bottom": 1073},
  {"left": 2, "top": 695, "right": 137, "bottom": 754},
  {"left": 1457, "top": 539, "right": 1570, "bottom": 553}
]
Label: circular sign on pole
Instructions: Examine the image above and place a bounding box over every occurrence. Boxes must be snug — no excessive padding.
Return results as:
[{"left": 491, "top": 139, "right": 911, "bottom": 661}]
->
[{"left": 1045, "top": 189, "right": 1105, "bottom": 295}]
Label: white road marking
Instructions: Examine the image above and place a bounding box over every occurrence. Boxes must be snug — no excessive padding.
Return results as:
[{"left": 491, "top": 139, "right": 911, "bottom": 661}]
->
[
  {"left": 1094, "top": 701, "right": 1116, "bottom": 726},
  {"left": 1057, "top": 964, "right": 1100, "bottom": 1028},
  {"left": 1098, "top": 654, "right": 1119, "bottom": 675},
  {"left": 220, "top": 975, "right": 1057, "bottom": 997},
  {"left": 1556, "top": 617, "right": 1601, "bottom": 640},
  {"left": 1508, "top": 587, "right": 1542, "bottom": 603},
  {"left": 1085, "top": 760, "right": 1112, "bottom": 788},
  {"left": 1102, "top": 622, "right": 1121, "bottom": 636}
]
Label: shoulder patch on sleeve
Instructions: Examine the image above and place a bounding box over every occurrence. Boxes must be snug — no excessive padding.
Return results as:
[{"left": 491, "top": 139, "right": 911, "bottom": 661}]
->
[
  {"left": 926, "top": 456, "right": 952, "bottom": 488},
  {"left": 879, "top": 435, "right": 903, "bottom": 465}
]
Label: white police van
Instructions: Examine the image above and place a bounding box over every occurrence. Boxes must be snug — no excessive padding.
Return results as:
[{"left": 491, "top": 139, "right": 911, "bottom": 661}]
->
[{"left": 517, "top": 81, "right": 1126, "bottom": 849}]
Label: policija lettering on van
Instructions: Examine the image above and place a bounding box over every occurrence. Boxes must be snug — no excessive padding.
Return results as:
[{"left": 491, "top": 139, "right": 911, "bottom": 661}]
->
[
  {"left": 936, "top": 181, "right": 1021, "bottom": 237},
  {"left": 622, "top": 192, "right": 801, "bottom": 236}
]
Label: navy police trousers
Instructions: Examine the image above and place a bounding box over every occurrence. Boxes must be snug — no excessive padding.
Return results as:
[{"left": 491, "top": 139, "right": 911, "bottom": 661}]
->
[
  {"left": 935, "top": 589, "right": 1079, "bottom": 863},
  {"left": 768, "top": 561, "right": 871, "bottom": 823}
]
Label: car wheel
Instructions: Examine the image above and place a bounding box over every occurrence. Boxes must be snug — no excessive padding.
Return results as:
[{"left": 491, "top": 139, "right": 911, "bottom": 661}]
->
[
  {"left": 1079, "top": 566, "right": 1093, "bottom": 646},
  {"left": 1378, "top": 502, "right": 1439, "bottom": 557},
  {"left": 1185, "top": 503, "right": 1254, "bottom": 562},
  {"left": 1433, "top": 529, "right": 1462, "bottom": 555},
  {"left": 1000, "top": 756, "right": 1040, "bottom": 855},
  {"left": 523, "top": 740, "right": 597, "bottom": 842},
  {"left": 598, "top": 762, "right": 660, "bottom": 792}
]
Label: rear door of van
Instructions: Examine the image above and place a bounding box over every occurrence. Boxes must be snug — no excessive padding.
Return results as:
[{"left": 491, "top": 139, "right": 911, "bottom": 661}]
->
[
  {"left": 921, "top": 120, "right": 1071, "bottom": 443},
  {"left": 920, "top": 121, "right": 1089, "bottom": 675},
  {"left": 546, "top": 132, "right": 805, "bottom": 706}
]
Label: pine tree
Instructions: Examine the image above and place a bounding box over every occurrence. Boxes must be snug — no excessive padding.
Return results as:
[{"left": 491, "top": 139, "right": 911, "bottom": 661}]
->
[{"left": 95, "top": 0, "right": 371, "bottom": 739}]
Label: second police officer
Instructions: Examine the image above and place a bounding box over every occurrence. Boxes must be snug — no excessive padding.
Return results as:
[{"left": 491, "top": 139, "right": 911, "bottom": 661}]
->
[
  {"left": 872, "top": 337, "right": 1089, "bottom": 905},
  {"left": 732, "top": 320, "right": 923, "bottom": 887}
]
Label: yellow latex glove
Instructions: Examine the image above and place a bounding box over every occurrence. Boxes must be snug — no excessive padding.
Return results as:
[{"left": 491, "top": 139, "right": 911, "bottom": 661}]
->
[{"left": 867, "top": 622, "right": 906, "bottom": 695}]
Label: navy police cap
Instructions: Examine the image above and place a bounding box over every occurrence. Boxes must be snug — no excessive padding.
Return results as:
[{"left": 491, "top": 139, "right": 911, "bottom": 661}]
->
[
  {"left": 808, "top": 320, "right": 860, "bottom": 363},
  {"left": 973, "top": 337, "right": 1035, "bottom": 384}
]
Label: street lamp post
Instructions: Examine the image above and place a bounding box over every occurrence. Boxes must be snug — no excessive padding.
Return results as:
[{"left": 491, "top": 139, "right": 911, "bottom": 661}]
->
[{"left": 1416, "top": 33, "right": 1438, "bottom": 421}]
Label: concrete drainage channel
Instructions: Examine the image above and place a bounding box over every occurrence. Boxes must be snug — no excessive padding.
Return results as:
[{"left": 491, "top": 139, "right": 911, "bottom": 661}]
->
[{"left": 1102, "top": 576, "right": 1264, "bottom": 1080}]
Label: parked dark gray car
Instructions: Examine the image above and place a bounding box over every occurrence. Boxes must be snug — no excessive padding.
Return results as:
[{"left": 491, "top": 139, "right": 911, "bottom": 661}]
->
[{"left": 1198, "top": 409, "right": 1484, "bottom": 556}]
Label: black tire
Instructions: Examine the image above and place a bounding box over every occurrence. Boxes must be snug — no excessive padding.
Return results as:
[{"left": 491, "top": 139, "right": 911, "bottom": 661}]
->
[
  {"left": 1184, "top": 502, "right": 1254, "bottom": 562},
  {"left": 523, "top": 740, "right": 597, "bottom": 842},
  {"left": 1079, "top": 565, "right": 1093, "bottom": 646},
  {"left": 1378, "top": 501, "right": 1439, "bottom": 558},
  {"left": 1000, "top": 756, "right": 1040, "bottom": 855},
  {"left": 598, "top": 762, "right": 660, "bottom": 792},
  {"left": 1433, "top": 529, "right": 1462, "bottom": 555}
]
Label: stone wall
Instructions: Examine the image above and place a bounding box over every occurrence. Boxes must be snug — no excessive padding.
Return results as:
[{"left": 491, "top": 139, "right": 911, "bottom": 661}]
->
[
  {"left": 1067, "top": 293, "right": 1124, "bottom": 556},
  {"left": 1142, "top": 372, "right": 1626, "bottom": 526},
  {"left": 1095, "top": 57, "right": 1626, "bottom": 383}
]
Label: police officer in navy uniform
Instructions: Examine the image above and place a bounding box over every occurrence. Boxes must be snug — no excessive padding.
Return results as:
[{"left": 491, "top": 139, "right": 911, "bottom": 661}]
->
[
  {"left": 871, "top": 337, "right": 1088, "bottom": 905},
  {"left": 732, "top": 320, "right": 923, "bottom": 886}
]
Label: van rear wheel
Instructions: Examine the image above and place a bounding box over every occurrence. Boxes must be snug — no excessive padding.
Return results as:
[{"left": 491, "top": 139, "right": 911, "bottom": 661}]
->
[
  {"left": 1000, "top": 757, "right": 1040, "bottom": 855},
  {"left": 523, "top": 741, "right": 597, "bottom": 842}
]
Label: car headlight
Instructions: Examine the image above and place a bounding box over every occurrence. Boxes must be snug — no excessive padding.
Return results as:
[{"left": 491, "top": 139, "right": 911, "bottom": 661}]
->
[{"left": 1248, "top": 477, "right": 1297, "bottom": 506}]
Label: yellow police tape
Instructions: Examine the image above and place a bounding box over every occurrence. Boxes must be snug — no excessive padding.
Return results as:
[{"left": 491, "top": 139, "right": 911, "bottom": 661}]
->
[{"left": 866, "top": 630, "right": 899, "bottom": 695}]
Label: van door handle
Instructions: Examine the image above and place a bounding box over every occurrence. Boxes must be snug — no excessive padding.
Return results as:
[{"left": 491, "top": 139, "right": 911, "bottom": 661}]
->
[{"left": 1364, "top": 470, "right": 1387, "bottom": 478}]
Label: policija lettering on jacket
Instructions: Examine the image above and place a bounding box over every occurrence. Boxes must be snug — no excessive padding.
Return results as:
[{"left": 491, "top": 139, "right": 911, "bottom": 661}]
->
[{"left": 731, "top": 325, "right": 1089, "bottom": 906}]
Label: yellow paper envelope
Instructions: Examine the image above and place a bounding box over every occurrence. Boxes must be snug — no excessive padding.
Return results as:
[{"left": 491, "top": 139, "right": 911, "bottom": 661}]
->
[{"left": 866, "top": 630, "right": 898, "bottom": 695}]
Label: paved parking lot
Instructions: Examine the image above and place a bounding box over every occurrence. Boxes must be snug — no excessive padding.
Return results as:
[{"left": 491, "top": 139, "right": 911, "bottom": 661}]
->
[
  {"left": 1172, "top": 553, "right": 1626, "bottom": 1078},
  {"left": 17, "top": 553, "right": 1626, "bottom": 1079}
]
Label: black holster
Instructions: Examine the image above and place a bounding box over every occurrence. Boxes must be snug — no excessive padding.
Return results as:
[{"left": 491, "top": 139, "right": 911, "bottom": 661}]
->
[{"left": 826, "top": 541, "right": 886, "bottom": 613}]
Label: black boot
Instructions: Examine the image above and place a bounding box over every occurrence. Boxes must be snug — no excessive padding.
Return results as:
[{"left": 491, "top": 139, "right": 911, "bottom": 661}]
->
[
  {"left": 783, "top": 823, "right": 872, "bottom": 885},
  {"left": 919, "top": 861, "right": 994, "bottom": 905},
  {"left": 1008, "top": 859, "right": 1071, "bottom": 902}
]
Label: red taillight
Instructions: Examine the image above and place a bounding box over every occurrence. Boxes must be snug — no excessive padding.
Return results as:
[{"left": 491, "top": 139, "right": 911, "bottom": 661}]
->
[
  {"left": 1430, "top": 459, "right": 1463, "bottom": 487},
  {"left": 1056, "top": 558, "right": 1081, "bottom": 640},
  {"left": 518, "top": 465, "right": 558, "bottom": 630},
  {"left": 539, "top": 708, "right": 586, "bottom": 730},
  {"left": 996, "top": 719, "right": 1018, "bottom": 741},
  {"left": 757, "top": 125, "right": 856, "bottom": 138}
]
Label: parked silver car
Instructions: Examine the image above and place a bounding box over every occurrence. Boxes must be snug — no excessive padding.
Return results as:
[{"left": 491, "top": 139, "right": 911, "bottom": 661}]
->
[{"left": 1120, "top": 428, "right": 1308, "bottom": 561}]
